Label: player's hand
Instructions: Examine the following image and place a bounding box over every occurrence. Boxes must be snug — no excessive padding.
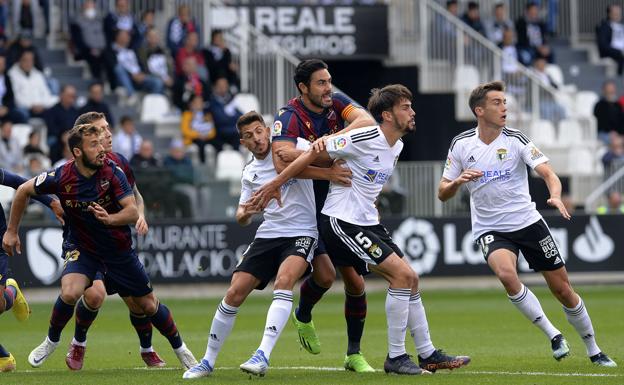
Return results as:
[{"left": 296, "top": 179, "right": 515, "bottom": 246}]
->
[
  {"left": 275, "top": 147, "right": 301, "bottom": 163},
  {"left": 49, "top": 199, "right": 65, "bottom": 226},
  {"left": 328, "top": 159, "right": 352, "bottom": 186},
  {"left": 88, "top": 202, "right": 111, "bottom": 225},
  {"left": 135, "top": 215, "right": 149, "bottom": 235},
  {"left": 2, "top": 231, "right": 21, "bottom": 256},
  {"left": 454, "top": 169, "right": 483, "bottom": 185},
  {"left": 240, "top": 201, "right": 263, "bottom": 216},
  {"left": 547, "top": 197, "right": 571, "bottom": 220},
  {"left": 311, "top": 137, "right": 328, "bottom": 153},
  {"left": 249, "top": 182, "right": 282, "bottom": 210}
]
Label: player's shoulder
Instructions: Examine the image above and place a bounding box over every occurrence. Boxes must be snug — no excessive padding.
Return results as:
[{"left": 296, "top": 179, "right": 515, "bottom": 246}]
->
[
  {"left": 450, "top": 128, "right": 477, "bottom": 151},
  {"left": 502, "top": 126, "right": 530, "bottom": 145},
  {"left": 332, "top": 91, "right": 356, "bottom": 105},
  {"left": 345, "top": 125, "right": 380, "bottom": 141}
]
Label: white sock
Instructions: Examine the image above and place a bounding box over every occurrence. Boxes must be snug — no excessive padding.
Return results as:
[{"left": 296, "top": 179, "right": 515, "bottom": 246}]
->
[
  {"left": 508, "top": 284, "right": 560, "bottom": 340},
  {"left": 71, "top": 337, "right": 86, "bottom": 347},
  {"left": 174, "top": 342, "right": 189, "bottom": 353},
  {"left": 258, "top": 290, "right": 293, "bottom": 359},
  {"left": 203, "top": 299, "right": 239, "bottom": 368},
  {"left": 386, "top": 288, "right": 410, "bottom": 359},
  {"left": 140, "top": 346, "right": 154, "bottom": 353},
  {"left": 563, "top": 296, "right": 600, "bottom": 357},
  {"left": 408, "top": 292, "right": 436, "bottom": 359}
]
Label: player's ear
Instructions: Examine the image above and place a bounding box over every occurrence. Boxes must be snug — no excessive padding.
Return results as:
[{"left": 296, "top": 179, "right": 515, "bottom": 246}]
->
[
  {"left": 298, "top": 82, "right": 308, "bottom": 95},
  {"left": 381, "top": 110, "right": 392, "bottom": 123}
]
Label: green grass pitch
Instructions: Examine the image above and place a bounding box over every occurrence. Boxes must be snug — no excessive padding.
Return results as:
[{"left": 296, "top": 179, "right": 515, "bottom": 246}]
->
[{"left": 1, "top": 285, "right": 622, "bottom": 384}]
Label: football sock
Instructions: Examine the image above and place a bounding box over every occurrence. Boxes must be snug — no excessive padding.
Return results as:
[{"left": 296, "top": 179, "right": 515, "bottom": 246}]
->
[
  {"left": 386, "top": 288, "right": 410, "bottom": 359},
  {"left": 48, "top": 296, "right": 75, "bottom": 343},
  {"left": 295, "top": 276, "right": 328, "bottom": 323},
  {"left": 408, "top": 292, "right": 436, "bottom": 359},
  {"left": 258, "top": 290, "right": 293, "bottom": 359},
  {"left": 203, "top": 299, "right": 238, "bottom": 368},
  {"left": 130, "top": 311, "right": 153, "bottom": 349},
  {"left": 563, "top": 296, "right": 600, "bottom": 357},
  {"left": 74, "top": 297, "right": 99, "bottom": 343},
  {"left": 0, "top": 344, "right": 9, "bottom": 358},
  {"left": 508, "top": 284, "right": 560, "bottom": 340},
  {"left": 150, "top": 302, "right": 182, "bottom": 349},
  {"left": 2, "top": 285, "right": 15, "bottom": 311},
  {"left": 345, "top": 291, "right": 366, "bottom": 355}
]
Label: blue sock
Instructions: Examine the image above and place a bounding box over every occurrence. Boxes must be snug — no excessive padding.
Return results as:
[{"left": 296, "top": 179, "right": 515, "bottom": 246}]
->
[
  {"left": 3, "top": 286, "right": 16, "bottom": 311},
  {"left": 296, "top": 277, "right": 328, "bottom": 323},
  {"left": 74, "top": 297, "right": 99, "bottom": 343},
  {"left": 129, "top": 312, "right": 153, "bottom": 349},
  {"left": 48, "top": 296, "right": 75, "bottom": 343},
  {"left": 0, "top": 344, "right": 9, "bottom": 357},
  {"left": 150, "top": 302, "right": 182, "bottom": 349}
]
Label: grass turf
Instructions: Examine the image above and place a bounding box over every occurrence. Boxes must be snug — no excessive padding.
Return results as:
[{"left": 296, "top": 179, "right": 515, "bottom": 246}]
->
[{"left": 1, "top": 285, "right": 622, "bottom": 384}]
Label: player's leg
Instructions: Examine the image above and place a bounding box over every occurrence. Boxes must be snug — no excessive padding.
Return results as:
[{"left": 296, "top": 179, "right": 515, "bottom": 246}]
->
[
  {"left": 184, "top": 271, "right": 260, "bottom": 379},
  {"left": 0, "top": 269, "right": 16, "bottom": 372},
  {"left": 542, "top": 267, "right": 617, "bottom": 367},
  {"left": 121, "top": 295, "right": 165, "bottom": 367}
]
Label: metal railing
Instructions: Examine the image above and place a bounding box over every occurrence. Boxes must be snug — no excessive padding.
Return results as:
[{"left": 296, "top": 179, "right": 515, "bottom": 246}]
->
[{"left": 584, "top": 161, "right": 624, "bottom": 212}]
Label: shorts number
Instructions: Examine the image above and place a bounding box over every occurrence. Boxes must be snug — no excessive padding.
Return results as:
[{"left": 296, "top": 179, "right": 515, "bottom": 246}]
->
[
  {"left": 355, "top": 232, "right": 372, "bottom": 249},
  {"left": 479, "top": 235, "right": 494, "bottom": 257}
]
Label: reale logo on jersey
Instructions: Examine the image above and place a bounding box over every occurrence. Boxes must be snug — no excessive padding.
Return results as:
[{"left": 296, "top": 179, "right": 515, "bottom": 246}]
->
[
  {"left": 26, "top": 228, "right": 64, "bottom": 285},
  {"left": 393, "top": 218, "right": 440, "bottom": 274},
  {"left": 363, "top": 169, "right": 390, "bottom": 185}
]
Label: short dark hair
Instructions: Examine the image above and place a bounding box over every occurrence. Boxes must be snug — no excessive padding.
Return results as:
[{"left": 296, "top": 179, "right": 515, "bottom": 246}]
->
[
  {"left": 236, "top": 111, "right": 265, "bottom": 135},
  {"left": 211, "top": 29, "right": 223, "bottom": 42},
  {"left": 468, "top": 81, "right": 505, "bottom": 117},
  {"left": 67, "top": 123, "right": 101, "bottom": 157},
  {"left": 367, "top": 84, "right": 412, "bottom": 123},
  {"left": 120, "top": 115, "right": 133, "bottom": 125},
  {"left": 74, "top": 111, "right": 105, "bottom": 126},
  {"left": 293, "top": 59, "right": 328, "bottom": 94},
  {"left": 446, "top": 0, "right": 457, "bottom": 8},
  {"left": 526, "top": 1, "right": 538, "bottom": 10},
  {"left": 467, "top": 1, "right": 479, "bottom": 11},
  {"left": 88, "top": 81, "right": 103, "bottom": 90}
]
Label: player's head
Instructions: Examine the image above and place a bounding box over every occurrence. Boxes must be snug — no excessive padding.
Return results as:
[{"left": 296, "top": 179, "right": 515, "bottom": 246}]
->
[
  {"left": 469, "top": 81, "right": 507, "bottom": 128},
  {"left": 367, "top": 84, "right": 415, "bottom": 133},
  {"left": 237, "top": 111, "right": 269, "bottom": 158},
  {"left": 75, "top": 112, "right": 112, "bottom": 152},
  {"left": 294, "top": 59, "right": 332, "bottom": 110},
  {"left": 68, "top": 123, "right": 105, "bottom": 170}
]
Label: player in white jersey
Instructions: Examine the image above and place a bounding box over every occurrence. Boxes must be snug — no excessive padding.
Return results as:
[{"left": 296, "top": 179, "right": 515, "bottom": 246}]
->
[
  {"left": 250, "top": 84, "right": 471, "bottom": 375},
  {"left": 438, "top": 81, "right": 616, "bottom": 367},
  {"left": 183, "top": 111, "right": 320, "bottom": 379}
]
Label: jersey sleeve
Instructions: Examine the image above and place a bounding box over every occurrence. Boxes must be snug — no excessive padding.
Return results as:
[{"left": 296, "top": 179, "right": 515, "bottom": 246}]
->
[
  {"left": 115, "top": 152, "right": 136, "bottom": 187},
  {"left": 324, "top": 132, "right": 357, "bottom": 160},
  {"left": 112, "top": 166, "right": 134, "bottom": 201},
  {"left": 238, "top": 173, "right": 252, "bottom": 205},
  {"left": 1, "top": 169, "right": 54, "bottom": 207},
  {"left": 332, "top": 92, "right": 364, "bottom": 122},
  {"left": 520, "top": 141, "right": 549, "bottom": 169},
  {"left": 442, "top": 146, "right": 462, "bottom": 181},
  {"left": 33, "top": 169, "right": 60, "bottom": 196},
  {"left": 271, "top": 109, "right": 299, "bottom": 142}
]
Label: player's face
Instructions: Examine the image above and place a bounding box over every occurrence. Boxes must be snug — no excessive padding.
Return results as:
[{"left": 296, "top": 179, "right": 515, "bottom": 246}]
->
[
  {"left": 304, "top": 69, "right": 333, "bottom": 110},
  {"left": 391, "top": 99, "right": 416, "bottom": 133},
  {"left": 239, "top": 121, "right": 269, "bottom": 157},
  {"left": 80, "top": 133, "right": 106, "bottom": 170},
  {"left": 479, "top": 91, "right": 507, "bottom": 128},
  {"left": 93, "top": 118, "right": 113, "bottom": 152}
]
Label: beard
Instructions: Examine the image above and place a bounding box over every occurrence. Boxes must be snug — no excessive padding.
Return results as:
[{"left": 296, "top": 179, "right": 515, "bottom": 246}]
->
[
  {"left": 82, "top": 153, "right": 103, "bottom": 170},
  {"left": 308, "top": 92, "right": 332, "bottom": 110}
]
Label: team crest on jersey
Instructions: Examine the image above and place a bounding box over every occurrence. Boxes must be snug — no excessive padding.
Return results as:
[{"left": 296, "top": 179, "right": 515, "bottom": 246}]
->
[
  {"left": 100, "top": 179, "right": 110, "bottom": 190},
  {"left": 369, "top": 244, "right": 382, "bottom": 259},
  {"left": 530, "top": 146, "right": 544, "bottom": 161},
  {"left": 272, "top": 121, "right": 283, "bottom": 136},
  {"left": 496, "top": 148, "right": 508, "bottom": 161},
  {"left": 334, "top": 137, "right": 347, "bottom": 149}
]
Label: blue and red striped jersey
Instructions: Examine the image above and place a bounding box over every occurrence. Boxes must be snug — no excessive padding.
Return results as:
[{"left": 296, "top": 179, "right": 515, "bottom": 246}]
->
[
  {"left": 34, "top": 159, "right": 134, "bottom": 259},
  {"left": 106, "top": 152, "right": 136, "bottom": 187}
]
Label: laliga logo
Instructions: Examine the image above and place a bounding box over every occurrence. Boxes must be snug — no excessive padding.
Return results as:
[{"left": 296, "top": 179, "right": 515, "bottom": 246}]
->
[
  {"left": 26, "top": 228, "right": 64, "bottom": 285},
  {"left": 393, "top": 218, "right": 440, "bottom": 274},
  {"left": 573, "top": 216, "right": 614, "bottom": 262}
]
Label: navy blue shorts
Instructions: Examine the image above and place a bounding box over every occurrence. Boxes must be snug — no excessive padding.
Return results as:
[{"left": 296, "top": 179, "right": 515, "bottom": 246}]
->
[
  {"left": 0, "top": 252, "right": 8, "bottom": 286},
  {"left": 61, "top": 247, "right": 105, "bottom": 281}
]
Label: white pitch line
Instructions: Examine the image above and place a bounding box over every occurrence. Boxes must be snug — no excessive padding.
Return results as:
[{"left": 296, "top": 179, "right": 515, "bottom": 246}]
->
[{"left": 14, "top": 366, "right": 623, "bottom": 377}]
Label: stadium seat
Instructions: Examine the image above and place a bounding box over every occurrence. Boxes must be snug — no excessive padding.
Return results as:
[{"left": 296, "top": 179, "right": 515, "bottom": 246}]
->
[
  {"left": 545, "top": 64, "right": 564, "bottom": 88},
  {"left": 232, "top": 93, "right": 261, "bottom": 114},
  {"left": 529, "top": 119, "right": 556, "bottom": 147},
  {"left": 454, "top": 65, "right": 480, "bottom": 121},
  {"left": 140, "top": 94, "right": 179, "bottom": 123},
  {"left": 557, "top": 118, "right": 584, "bottom": 147},
  {"left": 12, "top": 123, "right": 33, "bottom": 150},
  {"left": 215, "top": 149, "right": 245, "bottom": 181},
  {"left": 574, "top": 91, "right": 599, "bottom": 119},
  {"left": 568, "top": 146, "right": 595, "bottom": 175}
]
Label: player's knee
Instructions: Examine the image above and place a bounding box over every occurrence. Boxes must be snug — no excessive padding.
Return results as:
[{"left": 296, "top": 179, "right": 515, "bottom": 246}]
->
[
  {"left": 312, "top": 266, "right": 335, "bottom": 289},
  {"left": 274, "top": 274, "right": 297, "bottom": 290},
  {"left": 224, "top": 286, "right": 247, "bottom": 307},
  {"left": 496, "top": 268, "right": 519, "bottom": 288},
  {"left": 84, "top": 290, "right": 105, "bottom": 309},
  {"left": 343, "top": 275, "right": 365, "bottom": 294},
  {"left": 60, "top": 288, "right": 82, "bottom": 305},
  {"left": 139, "top": 299, "right": 158, "bottom": 315},
  {"left": 392, "top": 269, "right": 415, "bottom": 288}
]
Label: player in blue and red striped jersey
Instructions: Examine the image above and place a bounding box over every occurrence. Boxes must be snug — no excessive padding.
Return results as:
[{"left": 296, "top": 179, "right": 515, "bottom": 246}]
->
[
  {"left": 2, "top": 123, "right": 197, "bottom": 371},
  {"left": 0, "top": 168, "right": 63, "bottom": 372}
]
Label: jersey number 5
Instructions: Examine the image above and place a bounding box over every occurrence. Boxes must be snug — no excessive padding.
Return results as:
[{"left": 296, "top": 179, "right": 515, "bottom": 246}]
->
[{"left": 355, "top": 232, "right": 373, "bottom": 249}]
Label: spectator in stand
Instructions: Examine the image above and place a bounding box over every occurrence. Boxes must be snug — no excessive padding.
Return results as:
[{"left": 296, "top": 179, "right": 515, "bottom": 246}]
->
[
  {"left": 594, "top": 80, "right": 624, "bottom": 143},
  {"left": 485, "top": 2, "right": 515, "bottom": 45},
  {"left": 136, "top": 9, "right": 155, "bottom": 49},
  {"left": 138, "top": 28, "right": 174, "bottom": 89},
  {"left": 23, "top": 129, "right": 45, "bottom": 156},
  {"left": 69, "top": 0, "right": 106, "bottom": 80},
  {"left": 431, "top": 1, "right": 459, "bottom": 62},
  {"left": 103, "top": 0, "right": 140, "bottom": 49},
  {"left": 175, "top": 31, "right": 207, "bottom": 80},
  {"left": 130, "top": 139, "right": 158, "bottom": 169},
  {"left": 6, "top": 31, "right": 42, "bottom": 70},
  {"left": 52, "top": 130, "right": 71, "bottom": 168},
  {"left": 167, "top": 4, "right": 199, "bottom": 58},
  {"left": 0, "top": 55, "right": 27, "bottom": 123},
  {"left": 210, "top": 76, "right": 242, "bottom": 151},
  {"left": 500, "top": 28, "right": 523, "bottom": 80},
  {"left": 104, "top": 29, "right": 164, "bottom": 106},
  {"left": 112, "top": 115, "right": 142, "bottom": 160},
  {"left": 205, "top": 29, "right": 239, "bottom": 90},
  {"left": 0, "top": 120, "right": 22, "bottom": 172},
  {"left": 163, "top": 138, "right": 193, "bottom": 218},
  {"left": 515, "top": 1, "right": 553, "bottom": 66},
  {"left": 597, "top": 190, "right": 624, "bottom": 214},
  {"left": 24, "top": 153, "right": 45, "bottom": 178},
  {"left": 78, "top": 81, "right": 114, "bottom": 126},
  {"left": 8, "top": 50, "right": 58, "bottom": 119},
  {"left": 461, "top": 2, "right": 486, "bottom": 37},
  {"left": 532, "top": 57, "right": 566, "bottom": 122},
  {"left": 173, "top": 56, "right": 210, "bottom": 110},
  {"left": 602, "top": 133, "right": 624, "bottom": 171},
  {"left": 181, "top": 94, "right": 216, "bottom": 163},
  {"left": 43, "top": 84, "right": 79, "bottom": 163},
  {"left": 15, "top": 0, "right": 34, "bottom": 35},
  {"left": 597, "top": 5, "right": 624, "bottom": 76}
]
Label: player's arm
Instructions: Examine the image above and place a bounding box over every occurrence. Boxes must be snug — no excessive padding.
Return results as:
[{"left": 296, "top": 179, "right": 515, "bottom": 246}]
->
[
  {"left": 339, "top": 106, "right": 376, "bottom": 134},
  {"left": 236, "top": 203, "right": 262, "bottom": 227},
  {"left": 2, "top": 179, "right": 37, "bottom": 256},
  {"left": 437, "top": 148, "right": 482, "bottom": 201},
  {"left": 88, "top": 195, "right": 139, "bottom": 226},
  {"left": 0, "top": 169, "right": 64, "bottom": 223},
  {"left": 535, "top": 162, "right": 571, "bottom": 220},
  {"left": 132, "top": 184, "right": 148, "bottom": 235},
  {"left": 272, "top": 141, "right": 349, "bottom": 184}
]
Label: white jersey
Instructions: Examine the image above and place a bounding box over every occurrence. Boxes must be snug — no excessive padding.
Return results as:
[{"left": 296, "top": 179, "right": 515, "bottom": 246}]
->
[
  {"left": 322, "top": 126, "right": 402, "bottom": 226},
  {"left": 239, "top": 141, "right": 317, "bottom": 239},
  {"left": 443, "top": 127, "right": 549, "bottom": 240}
]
